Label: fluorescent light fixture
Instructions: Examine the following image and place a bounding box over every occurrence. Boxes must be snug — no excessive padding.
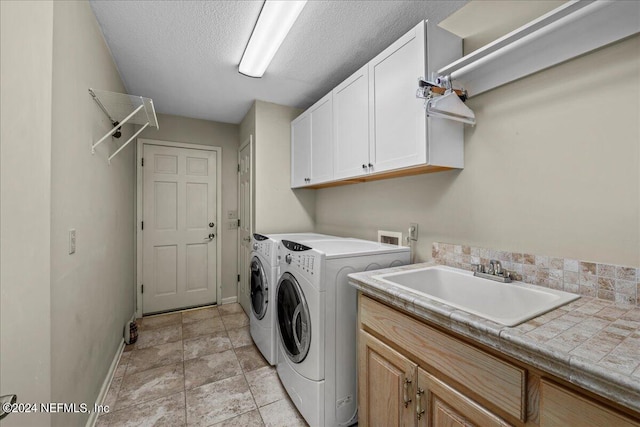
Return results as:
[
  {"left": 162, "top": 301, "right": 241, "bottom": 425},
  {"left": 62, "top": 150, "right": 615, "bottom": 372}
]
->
[{"left": 239, "top": 0, "right": 307, "bottom": 78}]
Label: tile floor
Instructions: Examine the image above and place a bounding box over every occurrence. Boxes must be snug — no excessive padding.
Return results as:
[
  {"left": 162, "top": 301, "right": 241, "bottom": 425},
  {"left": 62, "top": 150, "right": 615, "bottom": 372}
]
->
[{"left": 97, "top": 304, "right": 308, "bottom": 427}]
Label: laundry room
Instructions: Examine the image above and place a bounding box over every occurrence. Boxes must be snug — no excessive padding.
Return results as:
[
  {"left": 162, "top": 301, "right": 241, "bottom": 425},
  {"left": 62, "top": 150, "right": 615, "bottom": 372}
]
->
[{"left": 1, "top": 1, "right": 639, "bottom": 426}]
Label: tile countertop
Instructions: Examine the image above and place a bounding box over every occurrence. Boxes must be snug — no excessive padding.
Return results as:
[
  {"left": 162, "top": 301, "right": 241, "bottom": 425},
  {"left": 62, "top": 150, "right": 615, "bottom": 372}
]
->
[{"left": 348, "top": 262, "right": 640, "bottom": 414}]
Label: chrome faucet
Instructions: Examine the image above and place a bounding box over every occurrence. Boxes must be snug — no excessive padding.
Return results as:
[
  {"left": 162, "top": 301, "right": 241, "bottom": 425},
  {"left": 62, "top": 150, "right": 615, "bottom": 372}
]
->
[{"left": 472, "top": 259, "right": 512, "bottom": 283}]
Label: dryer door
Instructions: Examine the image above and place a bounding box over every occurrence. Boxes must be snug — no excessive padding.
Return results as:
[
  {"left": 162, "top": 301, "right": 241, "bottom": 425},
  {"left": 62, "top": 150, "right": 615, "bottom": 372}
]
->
[
  {"left": 250, "top": 256, "right": 268, "bottom": 320},
  {"left": 277, "top": 272, "right": 311, "bottom": 363}
]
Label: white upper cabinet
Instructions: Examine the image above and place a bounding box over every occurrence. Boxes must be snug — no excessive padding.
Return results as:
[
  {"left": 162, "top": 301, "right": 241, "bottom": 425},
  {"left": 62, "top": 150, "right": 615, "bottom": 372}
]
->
[
  {"left": 333, "top": 65, "right": 370, "bottom": 180},
  {"left": 291, "top": 111, "right": 311, "bottom": 188},
  {"left": 291, "top": 92, "right": 333, "bottom": 188},
  {"left": 369, "top": 20, "right": 463, "bottom": 174},
  {"left": 291, "top": 20, "right": 463, "bottom": 189},
  {"left": 309, "top": 92, "right": 333, "bottom": 184}
]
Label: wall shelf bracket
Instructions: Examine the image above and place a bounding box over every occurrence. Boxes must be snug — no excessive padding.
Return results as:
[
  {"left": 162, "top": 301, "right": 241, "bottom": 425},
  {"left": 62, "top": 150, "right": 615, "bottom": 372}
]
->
[{"left": 89, "top": 88, "right": 159, "bottom": 163}]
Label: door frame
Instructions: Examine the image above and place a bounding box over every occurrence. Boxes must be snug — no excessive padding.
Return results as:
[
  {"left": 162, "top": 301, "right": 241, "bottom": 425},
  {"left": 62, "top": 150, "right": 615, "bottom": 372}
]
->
[
  {"left": 136, "top": 138, "right": 222, "bottom": 318},
  {"left": 237, "top": 135, "right": 254, "bottom": 312}
]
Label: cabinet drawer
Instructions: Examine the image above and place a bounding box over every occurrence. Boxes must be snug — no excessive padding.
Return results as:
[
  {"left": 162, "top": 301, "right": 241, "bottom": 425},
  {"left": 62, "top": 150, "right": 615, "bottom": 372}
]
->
[
  {"left": 540, "top": 380, "right": 640, "bottom": 427},
  {"left": 360, "top": 295, "right": 526, "bottom": 421}
]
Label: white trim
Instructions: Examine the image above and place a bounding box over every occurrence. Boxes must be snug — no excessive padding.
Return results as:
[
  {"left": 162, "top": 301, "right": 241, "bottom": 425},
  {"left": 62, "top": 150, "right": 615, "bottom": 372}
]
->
[
  {"left": 136, "top": 138, "right": 223, "bottom": 318},
  {"left": 221, "top": 296, "right": 238, "bottom": 305},
  {"left": 86, "top": 339, "right": 125, "bottom": 427},
  {"left": 237, "top": 135, "right": 254, "bottom": 312}
]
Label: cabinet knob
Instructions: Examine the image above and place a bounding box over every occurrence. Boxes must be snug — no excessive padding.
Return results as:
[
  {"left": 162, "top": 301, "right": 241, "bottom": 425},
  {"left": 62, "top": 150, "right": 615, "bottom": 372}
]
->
[
  {"left": 362, "top": 164, "right": 367, "bottom": 169},
  {"left": 368, "top": 163, "right": 373, "bottom": 168}
]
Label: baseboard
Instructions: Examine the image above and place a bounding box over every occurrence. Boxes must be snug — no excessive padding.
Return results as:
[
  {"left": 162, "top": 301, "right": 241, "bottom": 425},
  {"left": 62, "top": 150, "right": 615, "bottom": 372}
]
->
[
  {"left": 86, "top": 313, "right": 134, "bottom": 427},
  {"left": 221, "top": 296, "right": 238, "bottom": 304}
]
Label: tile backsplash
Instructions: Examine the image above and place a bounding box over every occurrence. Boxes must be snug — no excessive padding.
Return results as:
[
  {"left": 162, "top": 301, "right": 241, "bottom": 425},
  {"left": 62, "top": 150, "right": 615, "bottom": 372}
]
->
[{"left": 432, "top": 242, "right": 640, "bottom": 307}]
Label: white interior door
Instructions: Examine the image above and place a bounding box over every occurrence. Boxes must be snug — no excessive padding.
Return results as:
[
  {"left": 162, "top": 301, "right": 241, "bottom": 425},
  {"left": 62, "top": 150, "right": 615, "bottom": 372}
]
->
[
  {"left": 143, "top": 144, "right": 218, "bottom": 314},
  {"left": 238, "top": 137, "right": 253, "bottom": 314}
]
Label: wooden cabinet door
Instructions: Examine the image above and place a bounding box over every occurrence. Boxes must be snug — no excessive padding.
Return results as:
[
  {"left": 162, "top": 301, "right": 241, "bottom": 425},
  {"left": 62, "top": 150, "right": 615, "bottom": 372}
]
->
[
  {"left": 359, "top": 330, "right": 417, "bottom": 427},
  {"left": 368, "top": 21, "right": 427, "bottom": 174},
  {"left": 291, "top": 111, "right": 311, "bottom": 188},
  {"left": 309, "top": 92, "right": 333, "bottom": 184},
  {"left": 333, "top": 64, "right": 370, "bottom": 180},
  {"left": 417, "top": 368, "right": 512, "bottom": 427}
]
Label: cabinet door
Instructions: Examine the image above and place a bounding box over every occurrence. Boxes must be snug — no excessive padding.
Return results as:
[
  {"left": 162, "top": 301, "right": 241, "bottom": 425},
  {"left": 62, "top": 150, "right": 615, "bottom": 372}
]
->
[
  {"left": 333, "top": 64, "right": 370, "bottom": 180},
  {"left": 417, "top": 368, "right": 512, "bottom": 427},
  {"left": 369, "top": 21, "right": 427, "bottom": 174},
  {"left": 359, "top": 330, "right": 417, "bottom": 427},
  {"left": 291, "top": 111, "right": 311, "bottom": 188},
  {"left": 309, "top": 92, "right": 333, "bottom": 184}
]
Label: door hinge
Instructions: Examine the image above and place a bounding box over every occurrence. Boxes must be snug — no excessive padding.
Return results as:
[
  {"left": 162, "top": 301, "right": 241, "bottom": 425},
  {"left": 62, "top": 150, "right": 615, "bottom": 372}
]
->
[
  {"left": 141, "top": 221, "right": 144, "bottom": 230},
  {"left": 237, "top": 274, "right": 240, "bottom": 282},
  {"left": 237, "top": 164, "right": 240, "bottom": 172},
  {"left": 141, "top": 284, "right": 144, "bottom": 294},
  {"left": 141, "top": 158, "right": 144, "bottom": 167},
  {"left": 237, "top": 219, "right": 240, "bottom": 227}
]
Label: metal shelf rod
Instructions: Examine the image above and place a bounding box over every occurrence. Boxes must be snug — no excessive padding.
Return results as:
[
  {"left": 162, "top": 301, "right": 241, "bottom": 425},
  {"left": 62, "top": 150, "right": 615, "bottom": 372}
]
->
[
  {"left": 108, "top": 122, "right": 150, "bottom": 164},
  {"left": 91, "top": 103, "right": 144, "bottom": 154}
]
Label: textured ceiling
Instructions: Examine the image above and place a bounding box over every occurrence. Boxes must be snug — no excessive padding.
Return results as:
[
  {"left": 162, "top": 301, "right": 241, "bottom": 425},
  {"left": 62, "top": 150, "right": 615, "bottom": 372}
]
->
[{"left": 90, "top": 1, "right": 467, "bottom": 124}]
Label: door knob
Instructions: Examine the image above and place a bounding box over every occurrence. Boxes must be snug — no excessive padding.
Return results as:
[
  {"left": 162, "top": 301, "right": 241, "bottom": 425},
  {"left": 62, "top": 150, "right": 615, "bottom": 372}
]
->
[
  {"left": 0, "top": 394, "right": 17, "bottom": 420},
  {"left": 209, "top": 222, "right": 215, "bottom": 228},
  {"left": 205, "top": 233, "right": 215, "bottom": 240}
]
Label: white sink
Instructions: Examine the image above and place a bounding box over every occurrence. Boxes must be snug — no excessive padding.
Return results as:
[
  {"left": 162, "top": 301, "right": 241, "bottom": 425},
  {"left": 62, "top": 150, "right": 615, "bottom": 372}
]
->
[{"left": 372, "top": 265, "right": 580, "bottom": 326}]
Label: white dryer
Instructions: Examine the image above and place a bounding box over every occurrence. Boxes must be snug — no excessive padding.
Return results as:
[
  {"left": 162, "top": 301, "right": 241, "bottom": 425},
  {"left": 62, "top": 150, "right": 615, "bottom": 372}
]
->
[
  {"left": 249, "top": 233, "right": 338, "bottom": 365},
  {"left": 276, "top": 239, "right": 410, "bottom": 427}
]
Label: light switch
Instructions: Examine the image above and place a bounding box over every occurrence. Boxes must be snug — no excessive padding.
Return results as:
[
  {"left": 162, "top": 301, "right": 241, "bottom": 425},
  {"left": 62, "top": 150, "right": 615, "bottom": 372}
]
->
[
  {"left": 227, "top": 210, "right": 238, "bottom": 220},
  {"left": 69, "top": 229, "right": 76, "bottom": 254},
  {"left": 228, "top": 221, "right": 239, "bottom": 230}
]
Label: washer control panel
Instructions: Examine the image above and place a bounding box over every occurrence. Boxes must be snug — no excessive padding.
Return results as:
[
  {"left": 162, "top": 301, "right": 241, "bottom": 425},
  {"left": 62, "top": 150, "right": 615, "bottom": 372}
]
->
[
  {"left": 288, "top": 253, "right": 317, "bottom": 275},
  {"left": 280, "top": 240, "right": 319, "bottom": 277},
  {"left": 251, "top": 234, "right": 271, "bottom": 258}
]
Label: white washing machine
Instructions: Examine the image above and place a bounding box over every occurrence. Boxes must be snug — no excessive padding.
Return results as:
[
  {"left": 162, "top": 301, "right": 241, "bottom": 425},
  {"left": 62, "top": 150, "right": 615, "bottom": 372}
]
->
[
  {"left": 249, "top": 233, "right": 339, "bottom": 365},
  {"left": 276, "top": 238, "right": 410, "bottom": 427}
]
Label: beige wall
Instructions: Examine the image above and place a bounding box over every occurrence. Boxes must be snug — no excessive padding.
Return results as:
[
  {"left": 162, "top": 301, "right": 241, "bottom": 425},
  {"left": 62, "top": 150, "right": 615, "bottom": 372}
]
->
[
  {"left": 315, "top": 4, "right": 640, "bottom": 268},
  {"left": 0, "top": 1, "right": 53, "bottom": 425},
  {"left": 253, "top": 101, "right": 316, "bottom": 233},
  {"left": 50, "top": 1, "right": 136, "bottom": 426},
  {"left": 140, "top": 113, "right": 240, "bottom": 301}
]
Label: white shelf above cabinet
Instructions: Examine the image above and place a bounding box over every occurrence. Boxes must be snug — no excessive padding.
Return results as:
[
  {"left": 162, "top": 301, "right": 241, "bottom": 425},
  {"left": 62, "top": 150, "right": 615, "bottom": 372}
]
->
[{"left": 438, "top": 0, "right": 640, "bottom": 97}]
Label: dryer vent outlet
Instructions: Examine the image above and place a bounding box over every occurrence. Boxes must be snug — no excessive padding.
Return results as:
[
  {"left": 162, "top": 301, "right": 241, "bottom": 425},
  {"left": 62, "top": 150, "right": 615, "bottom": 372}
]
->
[{"left": 378, "top": 230, "right": 402, "bottom": 246}]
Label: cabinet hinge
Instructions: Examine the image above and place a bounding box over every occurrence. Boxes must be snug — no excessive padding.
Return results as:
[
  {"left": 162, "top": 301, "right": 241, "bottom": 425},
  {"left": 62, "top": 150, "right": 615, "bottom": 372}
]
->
[
  {"left": 237, "top": 274, "right": 240, "bottom": 282},
  {"left": 141, "top": 221, "right": 144, "bottom": 230},
  {"left": 141, "top": 284, "right": 144, "bottom": 294},
  {"left": 141, "top": 158, "right": 144, "bottom": 167}
]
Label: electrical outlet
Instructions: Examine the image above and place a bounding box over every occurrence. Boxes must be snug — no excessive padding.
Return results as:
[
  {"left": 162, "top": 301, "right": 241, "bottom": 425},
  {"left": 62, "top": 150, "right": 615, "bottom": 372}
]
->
[
  {"left": 69, "top": 229, "right": 76, "bottom": 254},
  {"left": 409, "top": 223, "right": 418, "bottom": 241},
  {"left": 228, "top": 220, "right": 239, "bottom": 230},
  {"left": 227, "top": 210, "right": 238, "bottom": 220}
]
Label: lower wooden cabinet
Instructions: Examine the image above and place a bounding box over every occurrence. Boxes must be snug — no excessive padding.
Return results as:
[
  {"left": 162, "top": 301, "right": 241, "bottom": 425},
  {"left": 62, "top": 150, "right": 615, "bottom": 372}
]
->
[
  {"left": 357, "top": 293, "right": 640, "bottom": 427},
  {"left": 359, "top": 330, "right": 511, "bottom": 427}
]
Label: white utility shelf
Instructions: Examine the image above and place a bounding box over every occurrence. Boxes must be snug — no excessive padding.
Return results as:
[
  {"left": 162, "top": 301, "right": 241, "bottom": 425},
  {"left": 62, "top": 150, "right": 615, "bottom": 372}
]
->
[
  {"left": 438, "top": 0, "right": 640, "bottom": 98},
  {"left": 89, "top": 88, "right": 159, "bottom": 163}
]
